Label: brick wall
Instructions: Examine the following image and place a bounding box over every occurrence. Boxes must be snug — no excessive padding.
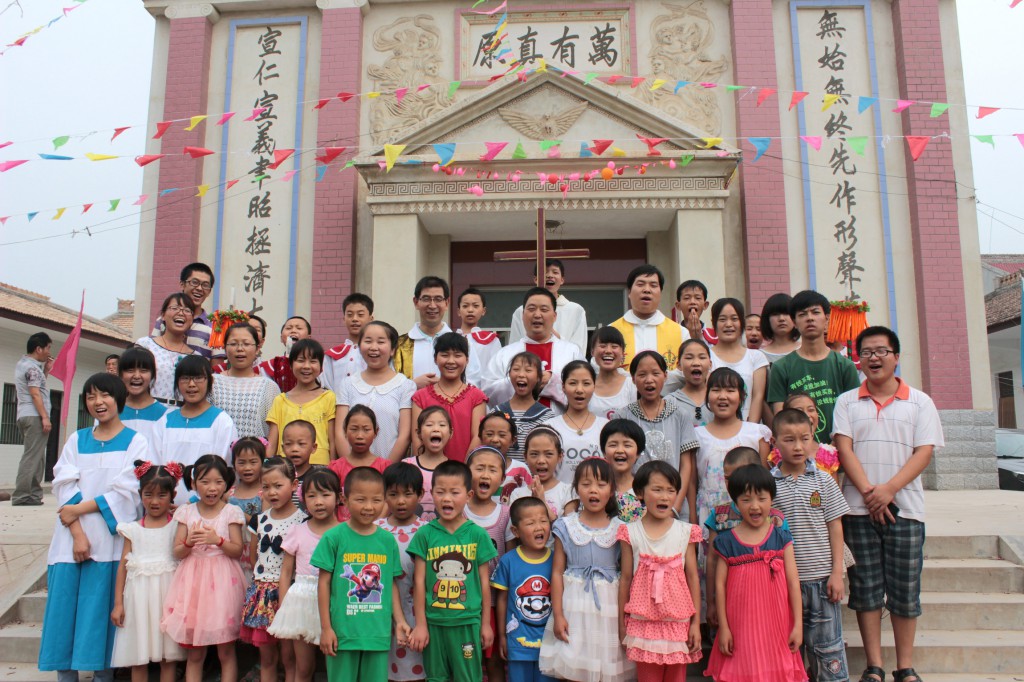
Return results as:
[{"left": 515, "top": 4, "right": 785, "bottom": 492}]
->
[
  {"left": 729, "top": 0, "right": 790, "bottom": 311},
  {"left": 148, "top": 16, "right": 214, "bottom": 319},
  {"left": 892, "top": 0, "right": 972, "bottom": 409},
  {"left": 311, "top": 8, "right": 362, "bottom": 344}
]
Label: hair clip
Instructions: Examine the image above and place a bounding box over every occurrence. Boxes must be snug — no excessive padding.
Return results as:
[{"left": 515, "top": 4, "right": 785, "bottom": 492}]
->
[
  {"left": 257, "top": 437, "right": 269, "bottom": 446},
  {"left": 134, "top": 461, "right": 154, "bottom": 479},
  {"left": 164, "top": 461, "right": 184, "bottom": 481}
]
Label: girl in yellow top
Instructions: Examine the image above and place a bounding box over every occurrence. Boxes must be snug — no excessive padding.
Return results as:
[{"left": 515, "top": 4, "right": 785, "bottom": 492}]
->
[{"left": 266, "top": 339, "right": 336, "bottom": 465}]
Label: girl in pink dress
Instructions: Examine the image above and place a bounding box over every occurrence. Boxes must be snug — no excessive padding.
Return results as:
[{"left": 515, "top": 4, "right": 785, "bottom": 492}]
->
[
  {"left": 705, "top": 464, "right": 806, "bottom": 682},
  {"left": 161, "top": 455, "right": 248, "bottom": 682},
  {"left": 617, "top": 460, "right": 703, "bottom": 682}
]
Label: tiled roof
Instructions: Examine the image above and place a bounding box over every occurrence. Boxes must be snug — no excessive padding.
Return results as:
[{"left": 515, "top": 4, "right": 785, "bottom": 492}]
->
[
  {"left": 103, "top": 299, "right": 135, "bottom": 334},
  {"left": 982, "top": 254, "right": 1024, "bottom": 273},
  {"left": 986, "top": 276, "right": 1022, "bottom": 329},
  {"left": 0, "top": 282, "right": 133, "bottom": 343}
]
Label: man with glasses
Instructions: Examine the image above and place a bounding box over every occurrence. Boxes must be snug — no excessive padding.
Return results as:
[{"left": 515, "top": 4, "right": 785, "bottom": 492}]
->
[
  {"left": 395, "top": 276, "right": 452, "bottom": 388},
  {"left": 150, "top": 263, "right": 220, "bottom": 360}
]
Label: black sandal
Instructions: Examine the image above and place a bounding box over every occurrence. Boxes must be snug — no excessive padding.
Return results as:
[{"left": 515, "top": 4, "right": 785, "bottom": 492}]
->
[
  {"left": 893, "top": 669, "right": 922, "bottom": 682},
  {"left": 859, "top": 667, "right": 886, "bottom": 682}
]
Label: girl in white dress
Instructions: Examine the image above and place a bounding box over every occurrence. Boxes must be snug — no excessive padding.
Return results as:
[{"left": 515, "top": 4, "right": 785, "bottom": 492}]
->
[{"left": 111, "top": 462, "right": 186, "bottom": 681}]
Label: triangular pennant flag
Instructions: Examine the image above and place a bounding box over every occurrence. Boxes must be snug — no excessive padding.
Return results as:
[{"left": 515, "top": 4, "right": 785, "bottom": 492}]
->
[
  {"left": 1013, "top": 0, "right": 1023, "bottom": 7},
  {"left": 590, "top": 139, "right": 613, "bottom": 156},
  {"left": 512, "top": 142, "right": 527, "bottom": 160},
  {"left": 789, "top": 92, "right": 808, "bottom": 110},
  {"left": 480, "top": 142, "right": 508, "bottom": 161},
  {"left": 650, "top": 79, "right": 667, "bottom": 91},
  {"left": 700, "top": 82, "right": 718, "bottom": 89},
  {"left": 611, "top": 147, "right": 627, "bottom": 157},
  {"left": 1015, "top": 133, "right": 1024, "bottom": 149},
  {"left": 702, "top": 137, "right": 724, "bottom": 149},
  {"left": 857, "top": 96, "right": 877, "bottom": 114},
  {"left": 674, "top": 81, "right": 690, "bottom": 94},
  {"left": 216, "top": 112, "right": 236, "bottom": 125},
  {"left": 195, "top": 185, "right": 209, "bottom": 197},
  {"left": 538, "top": 140, "right": 560, "bottom": 151},
  {"left": 337, "top": 92, "right": 355, "bottom": 102},
  {"left": 280, "top": 170, "right": 299, "bottom": 182},
  {"left": 725, "top": 84, "right": 744, "bottom": 92},
  {"left": 637, "top": 134, "right": 668, "bottom": 156},
  {"left": 315, "top": 147, "right": 346, "bottom": 165},
  {"left": 606, "top": 75, "right": 623, "bottom": 84},
  {"left": 39, "top": 154, "right": 73, "bottom": 160},
  {"left": 133, "top": 195, "right": 149, "bottom": 206},
  {"left": 111, "top": 127, "right": 130, "bottom": 141},
  {"left": 822, "top": 94, "right": 841, "bottom": 111},
  {"left": 748, "top": 137, "right": 771, "bottom": 162},
  {"left": 0, "top": 160, "right": 28, "bottom": 172},
  {"left": 395, "top": 87, "right": 408, "bottom": 103},
  {"left": 367, "top": 92, "right": 380, "bottom": 99},
  {"left": 384, "top": 144, "right": 406, "bottom": 171},
  {"left": 108, "top": 199, "right": 120, "bottom": 211},
  {"left": 847, "top": 136, "right": 868, "bottom": 156},
  {"left": 268, "top": 149, "right": 295, "bottom": 170},
  {"left": 800, "top": 136, "right": 823, "bottom": 151},
  {"left": 153, "top": 121, "right": 172, "bottom": 139},
  {"left": 245, "top": 107, "right": 268, "bottom": 121},
  {"left": 0, "top": 217, "right": 7, "bottom": 225},
  {"left": 62, "top": 5, "right": 78, "bottom": 16},
  {"left": 184, "top": 115, "right": 207, "bottom": 131},
  {"left": 159, "top": 188, "right": 179, "bottom": 196},
  {"left": 892, "top": 100, "right": 914, "bottom": 113},
  {"left": 977, "top": 106, "right": 1000, "bottom": 119},
  {"left": 0, "top": 142, "right": 11, "bottom": 150},
  {"left": 183, "top": 146, "right": 215, "bottom": 158},
  {"left": 135, "top": 154, "right": 166, "bottom": 166},
  {"left": 313, "top": 98, "right": 331, "bottom": 110},
  {"left": 906, "top": 136, "right": 930, "bottom": 161},
  {"left": 579, "top": 142, "right": 593, "bottom": 158},
  {"left": 226, "top": 179, "right": 240, "bottom": 190},
  {"left": 343, "top": 160, "right": 355, "bottom": 169},
  {"left": 53, "top": 208, "right": 66, "bottom": 220},
  {"left": 433, "top": 143, "right": 456, "bottom": 166},
  {"left": 316, "top": 165, "right": 329, "bottom": 182},
  {"left": 929, "top": 103, "right": 950, "bottom": 118},
  {"left": 417, "top": 84, "right": 432, "bottom": 92},
  {"left": 535, "top": 58, "right": 548, "bottom": 74},
  {"left": 973, "top": 134, "right": 995, "bottom": 147},
  {"left": 53, "top": 135, "right": 70, "bottom": 150},
  {"left": 85, "top": 153, "right": 118, "bottom": 161},
  {"left": 81, "top": 204, "right": 93, "bottom": 214},
  {"left": 448, "top": 81, "right": 461, "bottom": 98},
  {"left": 630, "top": 77, "right": 646, "bottom": 88},
  {"left": 583, "top": 73, "right": 598, "bottom": 84},
  {"left": 27, "top": 212, "right": 38, "bottom": 222},
  {"left": 756, "top": 88, "right": 776, "bottom": 107}
]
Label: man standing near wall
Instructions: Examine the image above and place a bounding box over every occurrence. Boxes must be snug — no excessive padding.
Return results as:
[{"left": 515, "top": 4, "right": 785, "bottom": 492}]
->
[{"left": 12, "top": 332, "right": 53, "bottom": 506}]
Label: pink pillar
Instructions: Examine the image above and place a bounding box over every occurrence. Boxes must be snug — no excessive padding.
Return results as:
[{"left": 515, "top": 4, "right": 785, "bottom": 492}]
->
[
  {"left": 149, "top": 15, "right": 214, "bottom": 320},
  {"left": 311, "top": 7, "right": 363, "bottom": 344},
  {"left": 892, "top": 0, "right": 972, "bottom": 409},
  {"left": 729, "top": 0, "right": 790, "bottom": 311}
]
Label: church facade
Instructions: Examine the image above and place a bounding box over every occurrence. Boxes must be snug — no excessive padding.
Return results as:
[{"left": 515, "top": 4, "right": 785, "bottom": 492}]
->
[{"left": 135, "top": 0, "right": 994, "bottom": 488}]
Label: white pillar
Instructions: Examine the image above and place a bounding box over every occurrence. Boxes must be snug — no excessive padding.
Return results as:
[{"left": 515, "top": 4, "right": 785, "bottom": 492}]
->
[
  {"left": 371, "top": 214, "right": 428, "bottom": 333},
  {"left": 671, "top": 209, "right": 727, "bottom": 305}
]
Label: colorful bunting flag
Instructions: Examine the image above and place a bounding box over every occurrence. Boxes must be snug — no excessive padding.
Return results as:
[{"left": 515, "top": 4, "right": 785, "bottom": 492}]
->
[
  {"left": 153, "top": 121, "right": 172, "bottom": 139},
  {"left": 216, "top": 112, "right": 236, "bottom": 125},
  {"left": 930, "top": 103, "right": 950, "bottom": 118},
  {"left": 906, "top": 136, "right": 930, "bottom": 161},
  {"left": 367, "top": 92, "right": 381, "bottom": 99},
  {"left": 637, "top": 135, "right": 668, "bottom": 156},
  {"left": 313, "top": 99, "right": 331, "bottom": 110},
  {"left": 748, "top": 137, "right": 771, "bottom": 162},
  {"left": 111, "top": 127, "right": 130, "bottom": 141},
  {"left": 579, "top": 142, "right": 593, "bottom": 158},
  {"left": 226, "top": 179, "right": 240, "bottom": 190},
  {"left": 85, "top": 153, "right": 118, "bottom": 161},
  {"left": 315, "top": 165, "right": 328, "bottom": 182},
  {"left": 822, "top": 94, "right": 841, "bottom": 111},
  {"left": 847, "top": 136, "right": 868, "bottom": 156},
  {"left": 977, "top": 106, "right": 1000, "bottom": 119},
  {"left": 337, "top": 92, "right": 355, "bottom": 102},
  {"left": 268, "top": 149, "right": 295, "bottom": 170},
  {"left": 280, "top": 170, "right": 299, "bottom": 182},
  {"left": 52, "top": 135, "right": 70, "bottom": 150},
  {"left": 800, "top": 136, "right": 823, "bottom": 151},
  {"left": 433, "top": 143, "right": 456, "bottom": 166},
  {"left": 39, "top": 154, "right": 72, "bottom": 160},
  {"left": 1016, "top": 133, "right": 1024, "bottom": 149},
  {"left": 53, "top": 208, "right": 65, "bottom": 220},
  {"left": 81, "top": 204, "right": 93, "bottom": 214},
  {"left": 108, "top": 199, "right": 120, "bottom": 212},
  {"left": 630, "top": 77, "right": 646, "bottom": 88},
  {"left": 512, "top": 142, "right": 528, "bottom": 160},
  {"left": 195, "top": 185, "right": 209, "bottom": 197},
  {"left": 974, "top": 135, "right": 995, "bottom": 147},
  {"left": 384, "top": 144, "right": 406, "bottom": 171},
  {"left": 395, "top": 87, "right": 408, "bottom": 103},
  {"left": 725, "top": 84, "right": 744, "bottom": 92},
  {"left": 857, "top": 96, "right": 877, "bottom": 114},
  {"left": 185, "top": 115, "right": 207, "bottom": 131},
  {"left": 756, "top": 88, "right": 776, "bottom": 107},
  {"left": 702, "top": 137, "right": 724, "bottom": 149},
  {"left": 244, "top": 107, "right": 267, "bottom": 121},
  {"left": 789, "top": 92, "right": 808, "bottom": 111},
  {"left": 183, "top": 146, "right": 214, "bottom": 158},
  {"left": 892, "top": 100, "right": 914, "bottom": 113},
  {"left": 132, "top": 195, "right": 149, "bottom": 206},
  {"left": 590, "top": 140, "right": 613, "bottom": 156},
  {"left": 27, "top": 212, "right": 38, "bottom": 222},
  {"left": 674, "top": 81, "right": 690, "bottom": 94},
  {"left": 315, "top": 147, "right": 346, "bottom": 165},
  {"left": 650, "top": 79, "right": 667, "bottom": 91},
  {"left": 448, "top": 81, "right": 461, "bottom": 98},
  {"left": 584, "top": 73, "right": 598, "bottom": 84},
  {"left": 538, "top": 140, "right": 560, "bottom": 151},
  {"left": 480, "top": 142, "right": 508, "bottom": 161},
  {"left": 135, "top": 154, "right": 166, "bottom": 166}
]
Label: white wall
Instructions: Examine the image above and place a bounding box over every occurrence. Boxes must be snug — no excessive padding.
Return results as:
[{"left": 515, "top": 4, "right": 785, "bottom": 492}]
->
[{"left": 988, "top": 324, "right": 1024, "bottom": 429}]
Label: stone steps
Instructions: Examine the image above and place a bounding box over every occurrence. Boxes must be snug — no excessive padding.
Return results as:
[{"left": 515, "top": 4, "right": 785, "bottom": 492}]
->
[
  {"left": 842, "top": 591, "right": 1024, "bottom": 631},
  {"left": 845, "top": 629, "right": 1024, "bottom": 674},
  {"left": 15, "top": 592, "right": 45, "bottom": 624},
  {"left": 0, "top": 622, "right": 41, "bottom": 664}
]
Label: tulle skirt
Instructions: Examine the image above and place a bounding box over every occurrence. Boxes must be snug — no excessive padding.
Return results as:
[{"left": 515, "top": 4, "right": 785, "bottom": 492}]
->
[
  {"left": 266, "top": 575, "right": 321, "bottom": 644},
  {"left": 162, "top": 554, "right": 247, "bottom": 647},
  {"left": 111, "top": 566, "right": 185, "bottom": 666}
]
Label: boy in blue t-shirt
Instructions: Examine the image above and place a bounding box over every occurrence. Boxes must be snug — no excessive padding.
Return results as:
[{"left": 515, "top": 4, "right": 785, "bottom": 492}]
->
[{"left": 491, "top": 496, "right": 555, "bottom": 682}]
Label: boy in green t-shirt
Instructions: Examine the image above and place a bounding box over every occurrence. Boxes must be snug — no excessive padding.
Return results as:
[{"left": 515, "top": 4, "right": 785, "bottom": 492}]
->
[
  {"left": 408, "top": 460, "right": 498, "bottom": 682},
  {"left": 313, "top": 467, "right": 411, "bottom": 680}
]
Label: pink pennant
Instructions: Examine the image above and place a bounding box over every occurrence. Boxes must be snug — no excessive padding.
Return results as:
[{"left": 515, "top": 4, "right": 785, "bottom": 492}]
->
[
  {"left": 892, "top": 100, "right": 914, "bottom": 113},
  {"left": 280, "top": 170, "right": 299, "bottom": 182},
  {"left": 0, "top": 217, "right": 7, "bottom": 226},
  {"left": 313, "top": 99, "right": 331, "bottom": 110},
  {"left": 789, "top": 92, "right": 809, "bottom": 110},
  {"left": 0, "top": 141, "right": 11, "bottom": 150},
  {"left": 132, "top": 194, "right": 150, "bottom": 206},
  {"left": 216, "top": 112, "right": 236, "bottom": 126},
  {"left": 0, "top": 160, "right": 28, "bottom": 172},
  {"left": 111, "top": 127, "right": 130, "bottom": 141},
  {"left": 337, "top": 92, "right": 355, "bottom": 102},
  {"left": 700, "top": 82, "right": 718, "bottom": 89},
  {"left": 395, "top": 87, "right": 408, "bottom": 103},
  {"left": 244, "top": 108, "right": 267, "bottom": 121},
  {"left": 268, "top": 149, "right": 294, "bottom": 170},
  {"left": 183, "top": 146, "right": 215, "bottom": 158},
  {"left": 977, "top": 106, "right": 1000, "bottom": 119},
  {"left": 606, "top": 75, "right": 623, "bottom": 84},
  {"left": 135, "top": 154, "right": 166, "bottom": 166},
  {"left": 82, "top": 204, "right": 93, "bottom": 214},
  {"left": 479, "top": 142, "right": 508, "bottom": 162},
  {"left": 315, "top": 147, "right": 346, "bottom": 164},
  {"left": 1013, "top": 0, "right": 1023, "bottom": 7},
  {"left": 590, "top": 139, "right": 613, "bottom": 156},
  {"left": 226, "top": 179, "right": 240, "bottom": 190},
  {"left": 630, "top": 77, "right": 646, "bottom": 88},
  {"left": 377, "top": 160, "right": 387, "bottom": 171},
  {"left": 906, "top": 135, "right": 930, "bottom": 161},
  {"left": 153, "top": 121, "right": 173, "bottom": 139},
  {"left": 637, "top": 134, "right": 668, "bottom": 156},
  {"left": 417, "top": 84, "right": 431, "bottom": 92},
  {"left": 1015, "top": 133, "right": 1024, "bottom": 149},
  {"left": 62, "top": 5, "right": 78, "bottom": 16},
  {"left": 800, "top": 136, "right": 823, "bottom": 151},
  {"left": 756, "top": 88, "right": 777, "bottom": 107},
  {"left": 471, "top": 0, "right": 506, "bottom": 14}
]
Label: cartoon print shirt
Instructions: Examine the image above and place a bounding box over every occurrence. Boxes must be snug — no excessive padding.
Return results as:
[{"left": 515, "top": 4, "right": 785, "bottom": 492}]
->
[
  {"left": 490, "top": 547, "right": 553, "bottom": 661},
  {"left": 407, "top": 518, "right": 498, "bottom": 626},
  {"left": 310, "top": 522, "right": 403, "bottom": 651}
]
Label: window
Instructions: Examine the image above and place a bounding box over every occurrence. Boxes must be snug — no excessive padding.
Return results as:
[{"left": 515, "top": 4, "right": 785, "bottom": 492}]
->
[
  {"left": 997, "top": 370, "right": 1017, "bottom": 429},
  {"left": 77, "top": 393, "right": 92, "bottom": 429},
  {"left": 1, "top": 384, "right": 22, "bottom": 445}
]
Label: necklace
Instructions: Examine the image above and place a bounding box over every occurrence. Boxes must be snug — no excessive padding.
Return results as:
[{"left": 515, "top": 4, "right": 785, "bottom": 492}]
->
[
  {"left": 156, "top": 335, "right": 190, "bottom": 355},
  {"left": 436, "top": 382, "right": 465, "bottom": 402},
  {"left": 640, "top": 399, "right": 664, "bottom": 422},
  {"left": 564, "top": 412, "right": 592, "bottom": 436}
]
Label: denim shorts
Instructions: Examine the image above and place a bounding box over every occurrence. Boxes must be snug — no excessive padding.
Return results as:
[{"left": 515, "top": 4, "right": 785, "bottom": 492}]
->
[
  {"left": 800, "top": 578, "right": 849, "bottom": 682},
  {"left": 843, "top": 513, "right": 925, "bottom": 618}
]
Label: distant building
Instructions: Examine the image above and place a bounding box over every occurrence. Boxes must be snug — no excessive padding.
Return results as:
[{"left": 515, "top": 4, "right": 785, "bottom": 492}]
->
[{"left": 984, "top": 257, "right": 1024, "bottom": 431}]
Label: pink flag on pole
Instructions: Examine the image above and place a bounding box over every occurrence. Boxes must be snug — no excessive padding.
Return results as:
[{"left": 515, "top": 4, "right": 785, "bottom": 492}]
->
[{"left": 50, "top": 291, "right": 85, "bottom": 432}]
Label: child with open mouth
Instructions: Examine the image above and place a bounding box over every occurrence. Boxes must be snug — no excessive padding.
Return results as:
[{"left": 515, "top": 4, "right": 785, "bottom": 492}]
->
[
  {"left": 403, "top": 405, "right": 452, "bottom": 521},
  {"left": 601, "top": 419, "right": 647, "bottom": 524},
  {"left": 509, "top": 426, "right": 575, "bottom": 523},
  {"left": 490, "top": 352, "right": 553, "bottom": 462},
  {"left": 666, "top": 339, "right": 713, "bottom": 428}
]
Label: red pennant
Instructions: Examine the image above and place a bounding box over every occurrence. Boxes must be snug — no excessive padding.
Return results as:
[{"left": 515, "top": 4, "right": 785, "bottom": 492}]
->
[
  {"left": 313, "top": 99, "right": 331, "bottom": 110},
  {"left": 268, "top": 149, "right": 294, "bottom": 170},
  {"left": 135, "top": 154, "right": 166, "bottom": 166},
  {"left": 81, "top": 204, "right": 93, "bottom": 214},
  {"left": 590, "top": 139, "right": 613, "bottom": 156},
  {"left": 0, "top": 217, "right": 7, "bottom": 225},
  {"left": 153, "top": 121, "right": 173, "bottom": 139},
  {"left": 183, "top": 146, "right": 215, "bottom": 158},
  {"left": 606, "top": 75, "right": 623, "bottom": 84},
  {"left": 630, "top": 77, "right": 646, "bottom": 88},
  {"left": 226, "top": 179, "right": 240, "bottom": 190},
  {"left": 906, "top": 136, "right": 930, "bottom": 162},
  {"left": 788, "top": 92, "right": 809, "bottom": 111},
  {"left": 337, "top": 92, "right": 355, "bottom": 102},
  {"left": 977, "top": 106, "right": 1000, "bottom": 119},
  {"left": 111, "top": 127, "right": 130, "bottom": 141},
  {"left": 315, "top": 147, "right": 346, "bottom": 164},
  {"left": 637, "top": 134, "right": 668, "bottom": 156},
  {"left": 756, "top": 88, "right": 776, "bottom": 107},
  {"left": 11, "top": 36, "right": 27, "bottom": 47}
]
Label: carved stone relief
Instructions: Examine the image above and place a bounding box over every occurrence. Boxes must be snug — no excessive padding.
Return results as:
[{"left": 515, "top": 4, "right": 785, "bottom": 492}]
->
[
  {"left": 497, "top": 102, "right": 588, "bottom": 140},
  {"left": 634, "top": 1, "right": 729, "bottom": 135},
  {"left": 367, "top": 15, "right": 453, "bottom": 144}
]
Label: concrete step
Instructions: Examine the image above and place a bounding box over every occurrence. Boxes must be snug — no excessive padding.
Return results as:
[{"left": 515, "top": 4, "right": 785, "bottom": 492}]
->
[
  {"left": 0, "top": 664, "right": 99, "bottom": 681},
  {"left": 15, "top": 593, "right": 46, "bottom": 624},
  {"left": 842, "top": 592, "right": 1024, "bottom": 630},
  {"left": 846, "top": 628, "right": 1024, "bottom": 674},
  {"left": 921, "top": 559, "right": 1024, "bottom": 593},
  {"left": 0, "top": 623, "right": 40, "bottom": 664},
  {"left": 924, "top": 534, "right": 1001, "bottom": 560}
]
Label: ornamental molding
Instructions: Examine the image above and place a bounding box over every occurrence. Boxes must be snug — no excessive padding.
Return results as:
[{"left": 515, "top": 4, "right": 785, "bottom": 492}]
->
[{"left": 368, "top": 196, "right": 726, "bottom": 214}]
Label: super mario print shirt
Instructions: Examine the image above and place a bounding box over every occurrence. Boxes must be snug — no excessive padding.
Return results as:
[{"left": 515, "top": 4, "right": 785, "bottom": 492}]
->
[
  {"left": 310, "top": 523, "right": 402, "bottom": 651},
  {"left": 490, "top": 547, "right": 553, "bottom": 661},
  {"left": 407, "top": 519, "right": 498, "bottom": 626}
]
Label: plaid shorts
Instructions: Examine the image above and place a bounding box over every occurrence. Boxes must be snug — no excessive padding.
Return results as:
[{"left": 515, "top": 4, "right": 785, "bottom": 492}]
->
[{"left": 843, "top": 514, "right": 925, "bottom": 618}]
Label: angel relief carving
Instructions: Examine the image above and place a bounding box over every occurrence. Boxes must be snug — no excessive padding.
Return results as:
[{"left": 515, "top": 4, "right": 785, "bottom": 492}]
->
[
  {"left": 498, "top": 102, "right": 588, "bottom": 140},
  {"left": 367, "top": 15, "right": 453, "bottom": 144},
  {"left": 635, "top": 1, "right": 729, "bottom": 135}
]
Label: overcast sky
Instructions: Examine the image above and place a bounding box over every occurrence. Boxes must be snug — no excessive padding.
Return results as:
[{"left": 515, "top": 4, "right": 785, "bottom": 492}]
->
[{"left": 0, "top": 0, "right": 1022, "bottom": 318}]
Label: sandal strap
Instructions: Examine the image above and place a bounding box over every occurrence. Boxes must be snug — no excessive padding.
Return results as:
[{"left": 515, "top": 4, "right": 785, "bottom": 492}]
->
[
  {"left": 860, "top": 667, "right": 887, "bottom": 682},
  {"left": 893, "top": 668, "right": 921, "bottom": 682}
]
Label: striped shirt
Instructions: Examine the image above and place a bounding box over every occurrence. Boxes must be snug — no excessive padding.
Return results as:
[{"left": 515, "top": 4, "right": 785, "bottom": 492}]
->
[
  {"left": 492, "top": 400, "right": 553, "bottom": 462},
  {"left": 151, "top": 310, "right": 220, "bottom": 360},
  {"left": 772, "top": 461, "right": 850, "bottom": 581}
]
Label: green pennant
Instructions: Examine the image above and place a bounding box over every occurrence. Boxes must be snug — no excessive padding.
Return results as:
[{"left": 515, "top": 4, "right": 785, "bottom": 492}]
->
[
  {"left": 678, "top": 154, "right": 695, "bottom": 167},
  {"left": 725, "top": 84, "right": 743, "bottom": 91},
  {"left": 846, "top": 136, "right": 868, "bottom": 156},
  {"left": 447, "top": 81, "right": 461, "bottom": 98},
  {"left": 929, "top": 102, "right": 950, "bottom": 118},
  {"left": 108, "top": 199, "right": 120, "bottom": 212},
  {"left": 252, "top": 174, "right": 270, "bottom": 182},
  {"left": 343, "top": 160, "right": 354, "bottom": 169},
  {"left": 52, "top": 135, "right": 70, "bottom": 151},
  {"left": 584, "top": 73, "right": 598, "bottom": 84},
  {"left": 973, "top": 134, "right": 995, "bottom": 148},
  {"left": 539, "top": 140, "right": 561, "bottom": 151},
  {"left": 512, "top": 142, "right": 527, "bottom": 160}
]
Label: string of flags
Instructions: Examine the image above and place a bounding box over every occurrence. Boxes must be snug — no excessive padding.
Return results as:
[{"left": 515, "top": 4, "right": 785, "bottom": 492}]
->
[{"left": 0, "top": 0, "right": 89, "bottom": 57}]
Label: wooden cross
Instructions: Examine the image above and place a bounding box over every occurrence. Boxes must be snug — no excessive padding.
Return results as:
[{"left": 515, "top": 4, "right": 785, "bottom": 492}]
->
[{"left": 493, "top": 208, "right": 590, "bottom": 275}]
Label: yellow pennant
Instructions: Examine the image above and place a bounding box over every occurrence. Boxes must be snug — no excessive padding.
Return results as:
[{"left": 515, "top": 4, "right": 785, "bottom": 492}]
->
[
  {"left": 195, "top": 184, "right": 210, "bottom": 197},
  {"left": 702, "top": 137, "right": 724, "bottom": 148},
  {"left": 384, "top": 144, "right": 406, "bottom": 172},
  {"left": 536, "top": 57, "right": 547, "bottom": 73},
  {"left": 822, "top": 94, "right": 841, "bottom": 111},
  {"left": 612, "top": 147, "right": 627, "bottom": 157},
  {"left": 53, "top": 208, "right": 65, "bottom": 220},
  {"left": 185, "top": 115, "right": 208, "bottom": 131},
  {"left": 367, "top": 92, "right": 381, "bottom": 99},
  {"left": 650, "top": 79, "right": 667, "bottom": 91},
  {"left": 85, "top": 153, "right": 118, "bottom": 161}
]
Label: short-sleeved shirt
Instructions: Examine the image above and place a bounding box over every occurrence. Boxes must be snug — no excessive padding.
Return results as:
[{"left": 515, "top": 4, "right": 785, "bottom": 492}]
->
[
  {"left": 412, "top": 384, "right": 489, "bottom": 462},
  {"left": 151, "top": 310, "right": 220, "bottom": 360},
  {"left": 710, "top": 348, "right": 769, "bottom": 421},
  {"left": 492, "top": 401, "right": 554, "bottom": 462},
  {"left": 543, "top": 415, "right": 609, "bottom": 485},
  {"left": 15, "top": 355, "right": 50, "bottom": 419},
  {"left": 310, "top": 523, "right": 403, "bottom": 651},
  {"left": 247, "top": 508, "right": 307, "bottom": 581},
  {"left": 771, "top": 462, "right": 850, "bottom": 581},
  {"left": 509, "top": 481, "right": 575, "bottom": 521},
  {"left": 767, "top": 350, "right": 859, "bottom": 444},
  {"left": 491, "top": 547, "right": 553, "bottom": 661},
  {"left": 281, "top": 521, "right": 325, "bottom": 577},
  {"left": 832, "top": 380, "right": 944, "bottom": 522},
  {"left": 702, "top": 503, "right": 790, "bottom": 535},
  {"left": 613, "top": 400, "right": 700, "bottom": 471},
  {"left": 336, "top": 373, "right": 415, "bottom": 460},
  {"left": 406, "top": 518, "right": 498, "bottom": 626},
  {"left": 266, "top": 390, "right": 336, "bottom": 465}
]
